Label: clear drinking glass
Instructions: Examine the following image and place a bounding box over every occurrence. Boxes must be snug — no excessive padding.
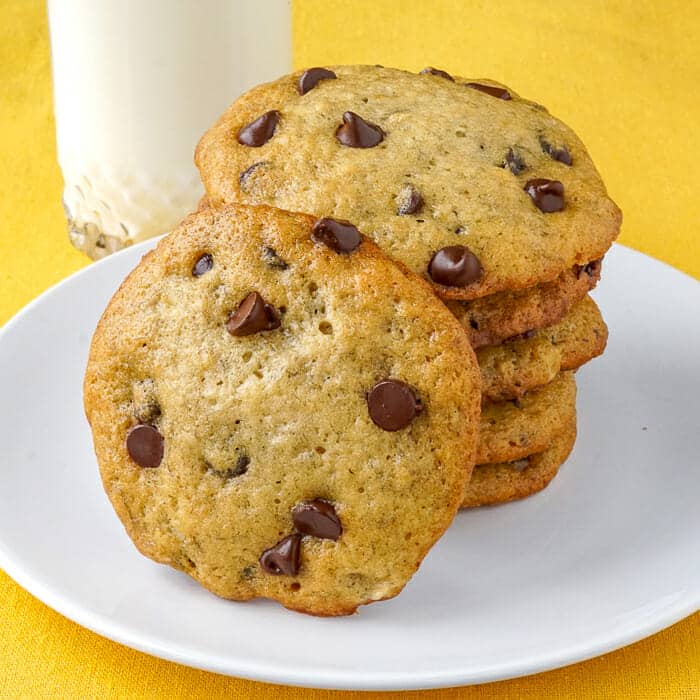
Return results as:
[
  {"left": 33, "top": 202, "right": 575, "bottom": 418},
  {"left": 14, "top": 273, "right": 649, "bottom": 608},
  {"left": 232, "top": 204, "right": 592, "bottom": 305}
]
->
[{"left": 48, "top": 0, "right": 291, "bottom": 259}]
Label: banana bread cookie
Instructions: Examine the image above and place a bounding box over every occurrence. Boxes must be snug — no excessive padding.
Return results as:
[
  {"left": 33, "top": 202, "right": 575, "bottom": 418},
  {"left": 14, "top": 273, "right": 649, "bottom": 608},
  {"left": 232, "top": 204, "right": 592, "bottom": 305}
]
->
[
  {"left": 478, "top": 295, "right": 606, "bottom": 402},
  {"left": 84, "top": 204, "right": 481, "bottom": 616},
  {"left": 477, "top": 372, "right": 576, "bottom": 464},
  {"left": 464, "top": 416, "right": 576, "bottom": 508},
  {"left": 195, "top": 65, "right": 621, "bottom": 301},
  {"left": 449, "top": 260, "right": 603, "bottom": 347}
]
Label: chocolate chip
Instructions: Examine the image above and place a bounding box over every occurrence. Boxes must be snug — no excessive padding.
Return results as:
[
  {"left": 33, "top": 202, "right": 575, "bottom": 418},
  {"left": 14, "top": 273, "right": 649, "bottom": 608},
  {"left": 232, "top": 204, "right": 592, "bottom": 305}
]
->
[
  {"left": 292, "top": 499, "right": 342, "bottom": 540},
  {"left": 335, "top": 111, "right": 384, "bottom": 148},
  {"left": 297, "top": 67, "right": 337, "bottom": 95},
  {"left": 396, "top": 184, "right": 424, "bottom": 215},
  {"left": 588, "top": 259, "right": 602, "bottom": 276},
  {"left": 259, "top": 534, "right": 301, "bottom": 576},
  {"left": 367, "top": 380, "right": 422, "bottom": 431},
  {"left": 209, "top": 453, "right": 250, "bottom": 480},
  {"left": 237, "top": 110, "right": 280, "bottom": 147},
  {"left": 504, "top": 329, "right": 537, "bottom": 343},
  {"left": 263, "top": 246, "right": 289, "bottom": 270},
  {"left": 576, "top": 259, "right": 602, "bottom": 279},
  {"left": 239, "top": 161, "right": 267, "bottom": 191},
  {"left": 220, "top": 454, "right": 250, "bottom": 479},
  {"left": 226, "top": 292, "right": 281, "bottom": 336},
  {"left": 126, "top": 424, "right": 164, "bottom": 468},
  {"left": 502, "top": 148, "right": 527, "bottom": 175},
  {"left": 539, "top": 137, "right": 572, "bottom": 165},
  {"left": 465, "top": 82, "right": 512, "bottom": 100},
  {"left": 428, "top": 246, "right": 483, "bottom": 287},
  {"left": 420, "top": 67, "right": 454, "bottom": 81},
  {"left": 235, "top": 453, "right": 251, "bottom": 473},
  {"left": 553, "top": 148, "right": 572, "bottom": 165},
  {"left": 311, "top": 217, "right": 362, "bottom": 253},
  {"left": 192, "top": 253, "right": 213, "bottom": 277},
  {"left": 524, "top": 178, "right": 565, "bottom": 213}
]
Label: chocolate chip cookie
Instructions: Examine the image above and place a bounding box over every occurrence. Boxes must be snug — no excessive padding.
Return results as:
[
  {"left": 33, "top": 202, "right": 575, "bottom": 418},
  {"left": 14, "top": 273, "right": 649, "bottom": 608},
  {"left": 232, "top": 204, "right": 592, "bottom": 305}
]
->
[
  {"left": 463, "top": 416, "right": 577, "bottom": 508},
  {"left": 84, "top": 204, "right": 481, "bottom": 616},
  {"left": 195, "top": 65, "right": 621, "bottom": 301},
  {"left": 477, "top": 372, "right": 576, "bottom": 465},
  {"left": 478, "top": 295, "right": 607, "bottom": 402},
  {"left": 449, "top": 259, "right": 603, "bottom": 347}
]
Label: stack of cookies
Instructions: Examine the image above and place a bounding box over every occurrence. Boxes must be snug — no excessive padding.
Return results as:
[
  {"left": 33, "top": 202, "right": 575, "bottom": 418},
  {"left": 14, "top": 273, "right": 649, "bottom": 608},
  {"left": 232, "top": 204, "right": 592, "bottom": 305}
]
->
[
  {"left": 84, "top": 65, "right": 620, "bottom": 615},
  {"left": 194, "top": 65, "right": 621, "bottom": 508}
]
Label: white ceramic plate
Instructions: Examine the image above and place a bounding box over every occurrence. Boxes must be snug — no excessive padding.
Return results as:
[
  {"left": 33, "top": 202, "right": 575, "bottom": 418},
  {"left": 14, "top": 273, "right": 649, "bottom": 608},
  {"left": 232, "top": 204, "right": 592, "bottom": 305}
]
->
[{"left": 0, "top": 242, "right": 698, "bottom": 690}]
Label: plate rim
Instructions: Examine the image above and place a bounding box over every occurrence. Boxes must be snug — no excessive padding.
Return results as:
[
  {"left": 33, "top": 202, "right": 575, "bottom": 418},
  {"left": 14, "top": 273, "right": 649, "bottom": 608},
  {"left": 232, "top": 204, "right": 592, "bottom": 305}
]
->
[
  {"left": 0, "top": 241, "right": 698, "bottom": 690},
  {"left": 2, "top": 534, "right": 698, "bottom": 690}
]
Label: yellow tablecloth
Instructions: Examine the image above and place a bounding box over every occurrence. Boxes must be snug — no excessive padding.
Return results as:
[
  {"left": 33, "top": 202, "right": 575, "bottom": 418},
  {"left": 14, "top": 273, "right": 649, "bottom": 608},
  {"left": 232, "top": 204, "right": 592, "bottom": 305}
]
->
[{"left": 1, "top": 1, "right": 698, "bottom": 697}]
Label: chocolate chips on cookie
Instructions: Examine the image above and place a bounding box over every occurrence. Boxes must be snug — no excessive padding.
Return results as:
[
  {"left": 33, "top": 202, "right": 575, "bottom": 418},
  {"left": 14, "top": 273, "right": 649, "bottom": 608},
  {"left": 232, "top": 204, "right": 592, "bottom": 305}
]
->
[
  {"left": 125, "top": 424, "right": 164, "bottom": 468},
  {"left": 465, "top": 82, "right": 512, "bottom": 100},
  {"left": 292, "top": 499, "right": 342, "bottom": 540},
  {"left": 540, "top": 136, "right": 573, "bottom": 165},
  {"left": 86, "top": 64, "right": 621, "bottom": 615},
  {"left": 502, "top": 148, "right": 527, "bottom": 175},
  {"left": 196, "top": 65, "right": 620, "bottom": 302},
  {"left": 428, "top": 246, "right": 483, "bottom": 287},
  {"left": 226, "top": 292, "right": 281, "bottom": 336},
  {"left": 239, "top": 161, "right": 267, "bottom": 191},
  {"left": 260, "top": 534, "right": 302, "bottom": 576},
  {"left": 84, "top": 204, "right": 480, "bottom": 616},
  {"left": 420, "top": 66, "right": 454, "bottom": 81},
  {"left": 298, "top": 67, "right": 337, "bottom": 95},
  {"left": 367, "top": 380, "right": 423, "bottom": 431},
  {"left": 524, "top": 179, "right": 565, "bottom": 213},
  {"left": 311, "top": 217, "right": 362, "bottom": 253},
  {"left": 192, "top": 253, "right": 213, "bottom": 277},
  {"left": 335, "top": 111, "right": 384, "bottom": 148},
  {"left": 238, "top": 110, "right": 280, "bottom": 147}
]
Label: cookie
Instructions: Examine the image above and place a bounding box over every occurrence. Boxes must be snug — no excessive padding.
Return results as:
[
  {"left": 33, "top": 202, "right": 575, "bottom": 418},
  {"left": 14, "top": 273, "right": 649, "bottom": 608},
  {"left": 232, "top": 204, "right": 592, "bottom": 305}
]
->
[
  {"left": 548, "top": 294, "right": 609, "bottom": 372},
  {"left": 448, "top": 259, "right": 602, "bottom": 348},
  {"left": 463, "top": 416, "right": 577, "bottom": 508},
  {"left": 84, "top": 204, "right": 481, "bottom": 617},
  {"left": 479, "top": 295, "right": 607, "bottom": 402},
  {"left": 479, "top": 335, "right": 561, "bottom": 405},
  {"left": 195, "top": 65, "right": 621, "bottom": 301},
  {"left": 477, "top": 372, "right": 576, "bottom": 464}
]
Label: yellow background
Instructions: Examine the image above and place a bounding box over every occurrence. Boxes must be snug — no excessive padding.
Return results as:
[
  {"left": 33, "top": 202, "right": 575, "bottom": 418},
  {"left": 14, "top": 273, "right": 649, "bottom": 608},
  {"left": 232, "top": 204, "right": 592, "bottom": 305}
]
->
[{"left": 1, "top": 0, "right": 698, "bottom": 697}]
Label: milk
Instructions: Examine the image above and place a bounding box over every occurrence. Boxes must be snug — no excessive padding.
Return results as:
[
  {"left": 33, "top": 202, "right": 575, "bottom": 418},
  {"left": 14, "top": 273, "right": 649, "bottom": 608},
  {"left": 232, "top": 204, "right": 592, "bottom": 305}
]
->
[{"left": 48, "top": 1, "right": 291, "bottom": 258}]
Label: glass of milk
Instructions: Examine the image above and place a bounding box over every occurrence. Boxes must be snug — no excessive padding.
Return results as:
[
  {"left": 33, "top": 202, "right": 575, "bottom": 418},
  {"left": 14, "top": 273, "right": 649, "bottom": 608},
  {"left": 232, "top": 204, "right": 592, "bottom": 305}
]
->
[{"left": 48, "top": 1, "right": 291, "bottom": 259}]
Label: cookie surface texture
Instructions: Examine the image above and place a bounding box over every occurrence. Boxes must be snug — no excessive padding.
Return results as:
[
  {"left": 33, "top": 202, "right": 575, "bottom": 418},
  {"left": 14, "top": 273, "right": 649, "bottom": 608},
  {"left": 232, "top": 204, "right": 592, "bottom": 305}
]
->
[
  {"left": 463, "top": 417, "right": 577, "bottom": 508},
  {"left": 196, "top": 65, "right": 621, "bottom": 300},
  {"left": 449, "top": 260, "right": 603, "bottom": 347},
  {"left": 84, "top": 204, "right": 481, "bottom": 616},
  {"left": 477, "top": 372, "right": 576, "bottom": 464},
  {"left": 478, "top": 295, "right": 607, "bottom": 402}
]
